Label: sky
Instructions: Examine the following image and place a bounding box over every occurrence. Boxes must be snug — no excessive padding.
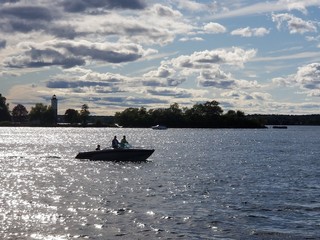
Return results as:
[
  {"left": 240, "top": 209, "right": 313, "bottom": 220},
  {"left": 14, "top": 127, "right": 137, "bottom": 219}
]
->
[{"left": 0, "top": 0, "right": 320, "bottom": 115}]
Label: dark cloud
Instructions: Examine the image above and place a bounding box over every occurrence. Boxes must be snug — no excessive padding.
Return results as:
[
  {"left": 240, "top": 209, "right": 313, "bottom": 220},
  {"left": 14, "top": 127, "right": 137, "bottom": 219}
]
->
[
  {"left": 147, "top": 89, "right": 192, "bottom": 98},
  {"left": 4, "top": 40, "right": 148, "bottom": 69},
  {"left": 295, "top": 63, "right": 320, "bottom": 90},
  {"left": 142, "top": 78, "right": 185, "bottom": 87},
  {"left": 46, "top": 80, "right": 112, "bottom": 88},
  {"left": 142, "top": 79, "right": 164, "bottom": 87},
  {"left": 197, "top": 69, "right": 235, "bottom": 88},
  {"left": 95, "top": 88, "right": 123, "bottom": 94},
  {"left": 0, "top": 39, "right": 6, "bottom": 48},
  {"left": 220, "top": 101, "right": 234, "bottom": 109},
  {"left": 0, "top": 6, "right": 53, "bottom": 21},
  {"left": 5, "top": 48, "right": 85, "bottom": 68},
  {"left": 61, "top": 0, "right": 146, "bottom": 13},
  {"left": 0, "top": 0, "right": 20, "bottom": 3},
  {"left": 128, "top": 97, "right": 168, "bottom": 105},
  {"left": 104, "top": 97, "right": 126, "bottom": 103},
  {"left": 0, "top": 5, "right": 60, "bottom": 34},
  {"left": 48, "top": 25, "right": 78, "bottom": 39},
  {"left": 198, "top": 79, "right": 235, "bottom": 88},
  {"left": 167, "top": 78, "right": 186, "bottom": 86},
  {"left": 56, "top": 42, "right": 143, "bottom": 63}
]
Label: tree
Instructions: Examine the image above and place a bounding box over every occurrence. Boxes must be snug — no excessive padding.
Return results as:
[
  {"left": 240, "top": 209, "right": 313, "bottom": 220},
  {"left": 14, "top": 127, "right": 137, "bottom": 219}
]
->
[
  {"left": 80, "top": 104, "right": 90, "bottom": 125},
  {"left": 115, "top": 107, "right": 148, "bottom": 127},
  {"left": 29, "top": 103, "right": 54, "bottom": 125},
  {"left": 64, "top": 108, "right": 80, "bottom": 124},
  {"left": 0, "top": 94, "right": 11, "bottom": 121},
  {"left": 12, "top": 104, "right": 28, "bottom": 123},
  {"left": 203, "top": 100, "right": 223, "bottom": 116}
]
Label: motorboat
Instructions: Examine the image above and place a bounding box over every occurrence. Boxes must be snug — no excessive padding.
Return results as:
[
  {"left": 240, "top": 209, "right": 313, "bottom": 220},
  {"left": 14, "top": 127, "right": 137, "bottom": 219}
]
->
[
  {"left": 75, "top": 148, "right": 155, "bottom": 161},
  {"left": 152, "top": 125, "right": 167, "bottom": 130}
]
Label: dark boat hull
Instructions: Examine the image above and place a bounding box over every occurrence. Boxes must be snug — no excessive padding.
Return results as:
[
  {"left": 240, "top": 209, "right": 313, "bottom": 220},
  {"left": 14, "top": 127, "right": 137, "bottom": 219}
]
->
[{"left": 75, "top": 148, "right": 155, "bottom": 161}]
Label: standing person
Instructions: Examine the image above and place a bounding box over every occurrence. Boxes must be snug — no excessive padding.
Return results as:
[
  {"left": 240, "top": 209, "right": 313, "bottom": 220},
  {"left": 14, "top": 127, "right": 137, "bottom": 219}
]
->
[
  {"left": 120, "top": 135, "right": 129, "bottom": 148},
  {"left": 112, "top": 136, "right": 119, "bottom": 149}
]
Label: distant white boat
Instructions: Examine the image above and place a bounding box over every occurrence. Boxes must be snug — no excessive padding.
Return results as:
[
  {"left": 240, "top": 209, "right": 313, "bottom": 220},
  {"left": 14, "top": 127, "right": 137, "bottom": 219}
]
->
[
  {"left": 272, "top": 125, "right": 287, "bottom": 129},
  {"left": 152, "top": 125, "right": 167, "bottom": 130}
]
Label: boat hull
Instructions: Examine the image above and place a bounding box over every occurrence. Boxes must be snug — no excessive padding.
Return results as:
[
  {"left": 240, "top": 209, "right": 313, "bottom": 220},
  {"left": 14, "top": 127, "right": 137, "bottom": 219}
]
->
[{"left": 75, "top": 148, "right": 155, "bottom": 161}]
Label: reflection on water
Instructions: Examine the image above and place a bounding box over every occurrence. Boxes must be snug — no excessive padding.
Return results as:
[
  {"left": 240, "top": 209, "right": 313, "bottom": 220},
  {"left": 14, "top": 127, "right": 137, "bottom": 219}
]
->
[{"left": 0, "top": 127, "right": 319, "bottom": 239}]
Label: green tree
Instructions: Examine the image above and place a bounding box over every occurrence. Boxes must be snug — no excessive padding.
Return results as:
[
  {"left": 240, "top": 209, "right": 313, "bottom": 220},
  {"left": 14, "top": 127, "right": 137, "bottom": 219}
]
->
[
  {"left": 64, "top": 108, "right": 80, "bottom": 124},
  {"left": 115, "top": 107, "right": 148, "bottom": 127},
  {"left": 148, "top": 103, "right": 184, "bottom": 127},
  {"left": 12, "top": 104, "right": 28, "bottom": 123},
  {"left": 29, "top": 103, "right": 54, "bottom": 125},
  {"left": 0, "top": 94, "right": 11, "bottom": 121},
  {"left": 80, "top": 104, "right": 90, "bottom": 125},
  {"left": 203, "top": 100, "right": 223, "bottom": 116}
]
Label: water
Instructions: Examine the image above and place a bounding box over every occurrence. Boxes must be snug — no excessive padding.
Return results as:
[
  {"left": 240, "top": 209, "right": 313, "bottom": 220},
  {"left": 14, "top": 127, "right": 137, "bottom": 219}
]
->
[{"left": 0, "top": 126, "right": 319, "bottom": 239}]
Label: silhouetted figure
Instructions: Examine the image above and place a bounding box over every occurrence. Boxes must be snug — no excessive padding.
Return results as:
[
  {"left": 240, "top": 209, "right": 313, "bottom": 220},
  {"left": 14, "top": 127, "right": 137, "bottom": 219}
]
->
[
  {"left": 96, "top": 144, "right": 101, "bottom": 150},
  {"left": 120, "top": 135, "right": 129, "bottom": 148},
  {"left": 112, "top": 136, "right": 119, "bottom": 149}
]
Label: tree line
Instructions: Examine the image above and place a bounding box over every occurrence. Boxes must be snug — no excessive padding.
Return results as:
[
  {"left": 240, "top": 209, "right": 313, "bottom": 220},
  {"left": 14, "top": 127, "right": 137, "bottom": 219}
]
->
[
  {"left": 114, "top": 101, "right": 265, "bottom": 128},
  {"left": 0, "top": 93, "right": 90, "bottom": 126},
  {"left": 249, "top": 114, "right": 320, "bottom": 126},
  {"left": 3, "top": 92, "right": 319, "bottom": 128}
]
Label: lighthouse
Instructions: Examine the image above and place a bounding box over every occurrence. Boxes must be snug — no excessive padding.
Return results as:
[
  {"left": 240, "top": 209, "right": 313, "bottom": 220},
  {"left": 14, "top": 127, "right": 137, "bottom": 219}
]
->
[{"left": 51, "top": 94, "right": 58, "bottom": 124}]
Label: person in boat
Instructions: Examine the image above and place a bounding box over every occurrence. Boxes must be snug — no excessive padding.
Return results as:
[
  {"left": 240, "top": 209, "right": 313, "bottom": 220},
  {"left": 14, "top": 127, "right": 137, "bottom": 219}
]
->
[
  {"left": 112, "top": 136, "right": 119, "bottom": 149},
  {"left": 120, "top": 135, "right": 129, "bottom": 148},
  {"left": 95, "top": 144, "right": 101, "bottom": 150}
]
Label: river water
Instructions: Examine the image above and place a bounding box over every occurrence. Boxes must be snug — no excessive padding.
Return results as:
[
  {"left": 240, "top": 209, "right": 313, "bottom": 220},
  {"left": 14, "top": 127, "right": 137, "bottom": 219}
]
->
[{"left": 0, "top": 126, "right": 319, "bottom": 239}]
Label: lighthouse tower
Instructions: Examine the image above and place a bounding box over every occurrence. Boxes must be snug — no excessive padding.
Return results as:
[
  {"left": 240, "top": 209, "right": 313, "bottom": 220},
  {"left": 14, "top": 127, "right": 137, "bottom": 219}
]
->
[{"left": 51, "top": 94, "right": 58, "bottom": 124}]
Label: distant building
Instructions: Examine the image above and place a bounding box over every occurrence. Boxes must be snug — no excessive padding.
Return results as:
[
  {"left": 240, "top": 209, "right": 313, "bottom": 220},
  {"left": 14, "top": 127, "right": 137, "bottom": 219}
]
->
[{"left": 51, "top": 94, "right": 58, "bottom": 124}]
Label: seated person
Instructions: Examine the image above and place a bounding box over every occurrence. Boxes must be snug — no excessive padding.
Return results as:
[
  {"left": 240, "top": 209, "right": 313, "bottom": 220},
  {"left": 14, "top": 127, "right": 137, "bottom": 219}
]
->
[
  {"left": 95, "top": 144, "right": 101, "bottom": 150},
  {"left": 112, "top": 136, "right": 119, "bottom": 149},
  {"left": 120, "top": 135, "right": 129, "bottom": 148}
]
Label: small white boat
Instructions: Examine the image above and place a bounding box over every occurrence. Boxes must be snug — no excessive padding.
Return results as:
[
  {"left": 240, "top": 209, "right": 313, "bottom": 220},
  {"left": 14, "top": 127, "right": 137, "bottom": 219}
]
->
[
  {"left": 75, "top": 148, "right": 155, "bottom": 161},
  {"left": 152, "top": 125, "right": 167, "bottom": 130},
  {"left": 272, "top": 125, "right": 288, "bottom": 129}
]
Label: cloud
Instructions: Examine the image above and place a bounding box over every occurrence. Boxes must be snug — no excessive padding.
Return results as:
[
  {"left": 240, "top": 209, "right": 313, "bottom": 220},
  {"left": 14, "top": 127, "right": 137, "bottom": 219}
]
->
[
  {"left": 197, "top": 68, "right": 261, "bottom": 90},
  {"left": 179, "top": 37, "right": 204, "bottom": 42},
  {"left": 142, "top": 47, "right": 257, "bottom": 92},
  {"left": 46, "top": 80, "right": 112, "bottom": 89},
  {"left": 170, "top": 47, "right": 256, "bottom": 69},
  {"left": 0, "top": 5, "right": 56, "bottom": 34},
  {"left": 4, "top": 48, "right": 85, "bottom": 69},
  {"left": 231, "top": 27, "right": 270, "bottom": 37},
  {"left": 203, "top": 22, "right": 226, "bottom": 34},
  {"left": 0, "top": 2, "right": 191, "bottom": 46},
  {"left": 221, "top": 90, "right": 272, "bottom": 101},
  {"left": 174, "top": 0, "right": 208, "bottom": 12},
  {"left": 4, "top": 40, "right": 156, "bottom": 68},
  {"left": 295, "top": 63, "right": 320, "bottom": 90},
  {"left": 212, "top": 0, "right": 320, "bottom": 19},
  {"left": 146, "top": 87, "right": 193, "bottom": 98},
  {"left": 60, "top": 0, "right": 146, "bottom": 13},
  {"left": 197, "top": 68, "right": 234, "bottom": 88},
  {"left": 277, "top": 0, "right": 318, "bottom": 14},
  {"left": 151, "top": 4, "right": 182, "bottom": 18},
  {"left": 0, "top": 39, "right": 6, "bottom": 48},
  {"left": 0, "top": 5, "right": 54, "bottom": 21},
  {"left": 45, "top": 70, "right": 131, "bottom": 94},
  {"left": 272, "top": 62, "right": 320, "bottom": 96},
  {"left": 272, "top": 13, "right": 318, "bottom": 34}
]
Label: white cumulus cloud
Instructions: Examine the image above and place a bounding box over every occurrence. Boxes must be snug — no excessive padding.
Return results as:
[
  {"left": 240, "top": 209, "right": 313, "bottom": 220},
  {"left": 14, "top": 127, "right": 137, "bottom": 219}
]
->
[{"left": 231, "top": 27, "right": 270, "bottom": 37}]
